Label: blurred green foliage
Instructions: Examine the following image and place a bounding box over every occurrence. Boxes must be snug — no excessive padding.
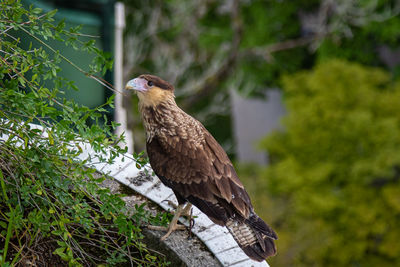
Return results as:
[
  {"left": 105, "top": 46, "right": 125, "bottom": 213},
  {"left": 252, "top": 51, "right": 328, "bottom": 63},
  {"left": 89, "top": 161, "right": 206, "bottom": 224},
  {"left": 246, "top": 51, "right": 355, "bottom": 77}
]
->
[
  {"left": 241, "top": 60, "right": 400, "bottom": 266},
  {"left": 124, "top": 0, "right": 400, "bottom": 156}
]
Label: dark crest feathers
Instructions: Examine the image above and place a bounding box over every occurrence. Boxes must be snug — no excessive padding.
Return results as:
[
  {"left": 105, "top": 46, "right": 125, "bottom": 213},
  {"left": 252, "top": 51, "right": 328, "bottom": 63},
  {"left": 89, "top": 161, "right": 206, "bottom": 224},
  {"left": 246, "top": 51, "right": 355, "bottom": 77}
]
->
[{"left": 139, "top": 74, "right": 174, "bottom": 91}]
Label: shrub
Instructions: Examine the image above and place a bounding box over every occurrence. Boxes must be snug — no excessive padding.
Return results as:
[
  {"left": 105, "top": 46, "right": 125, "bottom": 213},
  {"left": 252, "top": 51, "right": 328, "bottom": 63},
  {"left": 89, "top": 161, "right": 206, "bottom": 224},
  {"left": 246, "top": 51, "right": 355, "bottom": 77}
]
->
[{"left": 0, "top": 2, "right": 167, "bottom": 266}]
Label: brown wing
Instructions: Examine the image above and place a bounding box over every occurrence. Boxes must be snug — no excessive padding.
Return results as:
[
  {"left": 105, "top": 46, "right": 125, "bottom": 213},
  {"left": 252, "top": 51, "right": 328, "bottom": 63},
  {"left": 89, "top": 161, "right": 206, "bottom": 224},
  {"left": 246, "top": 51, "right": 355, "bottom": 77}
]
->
[{"left": 147, "top": 114, "right": 252, "bottom": 225}]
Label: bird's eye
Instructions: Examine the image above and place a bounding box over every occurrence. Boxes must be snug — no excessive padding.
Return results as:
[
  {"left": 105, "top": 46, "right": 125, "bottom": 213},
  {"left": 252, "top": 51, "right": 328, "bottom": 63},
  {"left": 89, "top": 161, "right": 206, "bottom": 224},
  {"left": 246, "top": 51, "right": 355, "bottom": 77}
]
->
[{"left": 147, "top": 81, "right": 153, "bottom": 87}]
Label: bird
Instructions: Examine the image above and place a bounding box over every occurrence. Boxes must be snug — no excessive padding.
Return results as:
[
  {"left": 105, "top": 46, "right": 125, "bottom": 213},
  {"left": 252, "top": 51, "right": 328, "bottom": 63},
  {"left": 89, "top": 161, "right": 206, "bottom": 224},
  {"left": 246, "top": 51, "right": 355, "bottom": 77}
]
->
[{"left": 125, "top": 74, "right": 277, "bottom": 261}]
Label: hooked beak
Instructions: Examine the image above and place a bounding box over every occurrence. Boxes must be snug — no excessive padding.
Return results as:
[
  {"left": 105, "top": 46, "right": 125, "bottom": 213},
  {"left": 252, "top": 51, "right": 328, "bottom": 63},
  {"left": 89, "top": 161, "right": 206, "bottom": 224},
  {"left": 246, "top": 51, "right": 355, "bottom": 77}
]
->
[{"left": 125, "top": 77, "right": 147, "bottom": 92}]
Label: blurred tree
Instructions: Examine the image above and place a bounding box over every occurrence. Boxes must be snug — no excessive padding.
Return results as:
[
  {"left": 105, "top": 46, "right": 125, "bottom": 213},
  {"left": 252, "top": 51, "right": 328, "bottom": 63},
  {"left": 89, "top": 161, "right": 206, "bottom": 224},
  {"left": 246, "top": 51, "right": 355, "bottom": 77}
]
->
[
  {"left": 248, "top": 60, "right": 400, "bottom": 266},
  {"left": 123, "top": 0, "right": 400, "bottom": 155}
]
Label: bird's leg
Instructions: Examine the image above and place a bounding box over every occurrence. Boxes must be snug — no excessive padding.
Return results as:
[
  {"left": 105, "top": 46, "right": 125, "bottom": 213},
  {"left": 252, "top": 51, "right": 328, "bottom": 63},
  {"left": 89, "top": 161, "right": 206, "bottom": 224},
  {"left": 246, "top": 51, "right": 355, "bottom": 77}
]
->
[
  {"left": 176, "top": 203, "right": 194, "bottom": 239},
  {"left": 182, "top": 203, "right": 195, "bottom": 239},
  {"left": 160, "top": 203, "right": 185, "bottom": 241},
  {"left": 161, "top": 200, "right": 192, "bottom": 219},
  {"left": 147, "top": 203, "right": 194, "bottom": 240},
  {"left": 181, "top": 203, "right": 192, "bottom": 218},
  {"left": 147, "top": 204, "right": 187, "bottom": 239}
]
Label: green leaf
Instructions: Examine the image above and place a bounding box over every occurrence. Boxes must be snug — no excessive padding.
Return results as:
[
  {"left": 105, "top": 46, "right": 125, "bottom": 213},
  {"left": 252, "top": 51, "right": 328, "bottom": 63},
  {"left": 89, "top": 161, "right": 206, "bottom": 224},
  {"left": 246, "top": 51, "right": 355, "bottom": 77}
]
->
[
  {"left": 53, "top": 247, "right": 65, "bottom": 255},
  {"left": 46, "top": 9, "right": 57, "bottom": 19},
  {"left": 31, "top": 8, "right": 42, "bottom": 14},
  {"left": 0, "top": 221, "right": 7, "bottom": 229}
]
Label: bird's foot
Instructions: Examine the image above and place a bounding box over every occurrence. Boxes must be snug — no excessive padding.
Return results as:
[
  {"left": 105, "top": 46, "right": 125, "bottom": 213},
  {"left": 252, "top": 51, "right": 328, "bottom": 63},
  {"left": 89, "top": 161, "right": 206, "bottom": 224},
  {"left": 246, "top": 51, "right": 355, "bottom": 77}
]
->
[{"left": 147, "top": 203, "right": 191, "bottom": 241}]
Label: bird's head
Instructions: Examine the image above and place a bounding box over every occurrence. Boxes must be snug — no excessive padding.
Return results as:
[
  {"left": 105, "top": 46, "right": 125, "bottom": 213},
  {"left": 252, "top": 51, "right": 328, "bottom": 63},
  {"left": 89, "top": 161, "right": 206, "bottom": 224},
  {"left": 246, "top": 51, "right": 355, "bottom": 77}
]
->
[{"left": 125, "top": 74, "right": 175, "bottom": 107}]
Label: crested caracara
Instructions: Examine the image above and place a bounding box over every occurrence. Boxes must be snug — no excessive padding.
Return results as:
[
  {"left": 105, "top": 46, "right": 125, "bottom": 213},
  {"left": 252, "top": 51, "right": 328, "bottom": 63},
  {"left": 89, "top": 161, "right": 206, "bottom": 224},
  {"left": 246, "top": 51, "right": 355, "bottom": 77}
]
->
[{"left": 125, "top": 74, "right": 277, "bottom": 261}]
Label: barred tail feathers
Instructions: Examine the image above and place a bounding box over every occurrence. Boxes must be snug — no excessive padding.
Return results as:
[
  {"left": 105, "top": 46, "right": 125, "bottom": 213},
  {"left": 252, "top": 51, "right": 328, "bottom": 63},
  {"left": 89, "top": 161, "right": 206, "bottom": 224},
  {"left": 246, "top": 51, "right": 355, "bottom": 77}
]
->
[{"left": 226, "top": 213, "right": 277, "bottom": 262}]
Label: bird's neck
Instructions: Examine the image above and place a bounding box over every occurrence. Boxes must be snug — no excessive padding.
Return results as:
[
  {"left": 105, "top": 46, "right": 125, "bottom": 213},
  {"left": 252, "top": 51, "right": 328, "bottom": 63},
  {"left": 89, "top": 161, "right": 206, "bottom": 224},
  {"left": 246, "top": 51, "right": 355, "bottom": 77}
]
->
[
  {"left": 139, "top": 99, "right": 181, "bottom": 142},
  {"left": 137, "top": 90, "right": 175, "bottom": 108}
]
